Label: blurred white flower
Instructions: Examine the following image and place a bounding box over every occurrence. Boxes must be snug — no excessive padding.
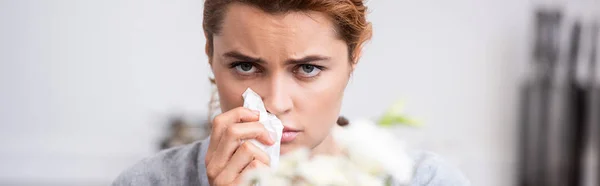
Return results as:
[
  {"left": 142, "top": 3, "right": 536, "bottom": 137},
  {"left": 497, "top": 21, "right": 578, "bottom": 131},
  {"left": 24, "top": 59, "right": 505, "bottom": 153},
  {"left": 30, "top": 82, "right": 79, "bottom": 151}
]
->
[
  {"left": 351, "top": 171, "right": 386, "bottom": 186},
  {"left": 258, "top": 174, "right": 290, "bottom": 186},
  {"left": 341, "top": 162, "right": 386, "bottom": 186},
  {"left": 277, "top": 147, "right": 309, "bottom": 178},
  {"left": 334, "top": 119, "right": 413, "bottom": 184},
  {"left": 242, "top": 166, "right": 290, "bottom": 186},
  {"left": 297, "top": 155, "right": 349, "bottom": 185},
  {"left": 242, "top": 119, "right": 413, "bottom": 186}
]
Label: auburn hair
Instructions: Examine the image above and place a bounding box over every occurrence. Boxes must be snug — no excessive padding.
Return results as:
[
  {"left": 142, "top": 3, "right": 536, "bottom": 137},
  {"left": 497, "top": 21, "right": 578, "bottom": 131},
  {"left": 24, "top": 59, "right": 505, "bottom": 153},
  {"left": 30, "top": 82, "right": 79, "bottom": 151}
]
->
[{"left": 202, "top": 0, "right": 372, "bottom": 64}]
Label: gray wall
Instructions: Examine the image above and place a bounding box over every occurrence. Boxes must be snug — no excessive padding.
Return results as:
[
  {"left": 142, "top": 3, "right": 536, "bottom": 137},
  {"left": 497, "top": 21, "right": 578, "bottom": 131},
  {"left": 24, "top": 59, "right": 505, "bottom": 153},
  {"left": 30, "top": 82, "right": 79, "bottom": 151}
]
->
[{"left": 0, "top": 0, "right": 535, "bottom": 185}]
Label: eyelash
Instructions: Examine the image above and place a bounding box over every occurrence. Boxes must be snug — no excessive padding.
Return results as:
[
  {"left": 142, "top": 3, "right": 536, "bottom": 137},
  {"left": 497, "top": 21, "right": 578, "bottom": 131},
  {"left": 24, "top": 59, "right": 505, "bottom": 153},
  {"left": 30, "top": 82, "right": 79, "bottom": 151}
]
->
[
  {"left": 228, "top": 62, "right": 325, "bottom": 79},
  {"left": 229, "top": 62, "right": 262, "bottom": 72},
  {"left": 293, "top": 64, "right": 325, "bottom": 79}
]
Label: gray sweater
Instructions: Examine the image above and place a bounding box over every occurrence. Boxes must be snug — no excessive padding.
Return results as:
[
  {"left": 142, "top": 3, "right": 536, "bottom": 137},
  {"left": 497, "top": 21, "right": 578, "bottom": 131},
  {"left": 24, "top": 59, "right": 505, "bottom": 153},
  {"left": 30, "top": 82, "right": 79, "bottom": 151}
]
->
[{"left": 112, "top": 139, "right": 470, "bottom": 186}]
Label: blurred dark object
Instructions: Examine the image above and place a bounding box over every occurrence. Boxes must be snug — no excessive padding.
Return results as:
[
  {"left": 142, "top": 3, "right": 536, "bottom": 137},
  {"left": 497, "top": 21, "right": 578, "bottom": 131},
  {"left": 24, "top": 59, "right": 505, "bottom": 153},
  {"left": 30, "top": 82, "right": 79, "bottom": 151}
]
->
[
  {"left": 159, "top": 116, "right": 206, "bottom": 150},
  {"left": 337, "top": 116, "right": 349, "bottom": 126},
  {"left": 518, "top": 6, "right": 600, "bottom": 186},
  {"left": 519, "top": 9, "right": 562, "bottom": 186},
  {"left": 581, "top": 22, "right": 600, "bottom": 186}
]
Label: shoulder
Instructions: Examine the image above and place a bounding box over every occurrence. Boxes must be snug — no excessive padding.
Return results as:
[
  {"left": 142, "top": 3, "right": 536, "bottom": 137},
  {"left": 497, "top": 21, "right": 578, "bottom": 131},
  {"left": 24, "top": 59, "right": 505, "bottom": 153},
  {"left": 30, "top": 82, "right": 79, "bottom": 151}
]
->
[
  {"left": 408, "top": 151, "right": 470, "bottom": 186},
  {"left": 111, "top": 140, "right": 210, "bottom": 186}
]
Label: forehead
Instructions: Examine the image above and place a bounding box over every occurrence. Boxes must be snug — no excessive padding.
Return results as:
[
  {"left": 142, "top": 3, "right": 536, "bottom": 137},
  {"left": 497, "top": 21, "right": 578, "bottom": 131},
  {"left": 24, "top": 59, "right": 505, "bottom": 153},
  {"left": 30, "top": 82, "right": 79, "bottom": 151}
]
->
[{"left": 213, "top": 3, "right": 347, "bottom": 60}]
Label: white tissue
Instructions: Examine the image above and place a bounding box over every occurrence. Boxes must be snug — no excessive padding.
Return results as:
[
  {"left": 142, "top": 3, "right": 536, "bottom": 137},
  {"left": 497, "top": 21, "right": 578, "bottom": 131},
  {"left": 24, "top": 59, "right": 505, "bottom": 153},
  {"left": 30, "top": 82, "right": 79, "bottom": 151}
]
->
[{"left": 242, "top": 88, "right": 284, "bottom": 169}]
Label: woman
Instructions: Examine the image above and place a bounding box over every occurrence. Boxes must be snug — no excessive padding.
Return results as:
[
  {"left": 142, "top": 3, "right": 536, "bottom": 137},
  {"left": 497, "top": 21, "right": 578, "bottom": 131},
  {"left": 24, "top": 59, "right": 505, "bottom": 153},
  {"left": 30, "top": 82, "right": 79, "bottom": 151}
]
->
[{"left": 114, "top": 0, "right": 470, "bottom": 185}]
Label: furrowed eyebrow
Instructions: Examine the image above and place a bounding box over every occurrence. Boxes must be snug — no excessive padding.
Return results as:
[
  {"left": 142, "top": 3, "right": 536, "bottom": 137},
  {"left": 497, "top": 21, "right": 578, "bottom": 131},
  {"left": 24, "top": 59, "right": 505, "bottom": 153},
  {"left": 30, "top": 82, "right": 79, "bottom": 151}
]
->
[
  {"left": 285, "top": 55, "right": 331, "bottom": 65},
  {"left": 223, "top": 51, "right": 330, "bottom": 65},
  {"left": 222, "top": 51, "right": 265, "bottom": 64}
]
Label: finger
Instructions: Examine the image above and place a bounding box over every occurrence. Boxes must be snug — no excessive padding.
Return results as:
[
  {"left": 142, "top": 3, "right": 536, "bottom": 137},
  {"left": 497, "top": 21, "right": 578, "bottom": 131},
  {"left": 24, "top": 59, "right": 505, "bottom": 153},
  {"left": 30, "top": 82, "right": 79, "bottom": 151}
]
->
[
  {"left": 210, "top": 107, "right": 259, "bottom": 147},
  {"left": 215, "top": 141, "right": 270, "bottom": 183},
  {"left": 236, "top": 160, "right": 269, "bottom": 184},
  {"left": 207, "top": 122, "right": 273, "bottom": 180},
  {"left": 211, "top": 121, "right": 273, "bottom": 163},
  {"left": 207, "top": 107, "right": 259, "bottom": 161},
  {"left": 216, "top": 121, "right": 274, "bottom": 156}
]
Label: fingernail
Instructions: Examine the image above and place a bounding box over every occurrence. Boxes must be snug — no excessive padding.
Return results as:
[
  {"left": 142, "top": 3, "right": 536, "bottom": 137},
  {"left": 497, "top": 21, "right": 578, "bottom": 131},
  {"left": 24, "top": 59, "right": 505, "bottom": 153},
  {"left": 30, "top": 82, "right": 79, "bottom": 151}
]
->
[{"left": 252, "top": 110, "right": 259, "bottom": 115}]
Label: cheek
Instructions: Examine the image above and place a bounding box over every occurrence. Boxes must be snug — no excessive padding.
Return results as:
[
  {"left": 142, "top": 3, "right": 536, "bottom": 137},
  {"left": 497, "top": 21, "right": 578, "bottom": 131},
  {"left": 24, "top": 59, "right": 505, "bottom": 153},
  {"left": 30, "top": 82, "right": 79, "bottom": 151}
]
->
[
  {"left": 295, "top": 68, "right": 349, "bottom": 132},
  {"left": 213, "top": 66, "right": 246, "bottom": 112}
]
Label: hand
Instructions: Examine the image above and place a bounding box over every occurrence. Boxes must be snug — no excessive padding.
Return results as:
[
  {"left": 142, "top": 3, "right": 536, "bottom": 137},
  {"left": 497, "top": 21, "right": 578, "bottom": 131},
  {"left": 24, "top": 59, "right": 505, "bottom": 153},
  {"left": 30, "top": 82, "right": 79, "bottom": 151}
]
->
[{"left": 205, "top": 107, "right": 274, "bottom": 186}]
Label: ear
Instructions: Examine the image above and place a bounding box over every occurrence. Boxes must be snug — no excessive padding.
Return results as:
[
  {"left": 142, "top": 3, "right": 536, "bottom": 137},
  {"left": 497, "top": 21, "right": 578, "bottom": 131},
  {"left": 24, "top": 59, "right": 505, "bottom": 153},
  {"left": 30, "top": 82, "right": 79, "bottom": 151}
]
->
[
  {"left": 350, "top": 45, "right": 363, "bottom": 72},
  {"left": 205, "top": 41, "right": 213, "bottom": 66},
  {"left": 350, "top": 23, "right": 372, "bottom": 71}
]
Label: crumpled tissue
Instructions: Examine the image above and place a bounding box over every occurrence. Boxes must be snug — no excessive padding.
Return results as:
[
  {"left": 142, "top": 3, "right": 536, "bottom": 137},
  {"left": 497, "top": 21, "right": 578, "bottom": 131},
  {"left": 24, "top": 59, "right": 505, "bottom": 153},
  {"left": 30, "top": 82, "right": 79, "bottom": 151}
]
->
[{"left": 242, "top": 88, "right": 284, "bottom": 169}]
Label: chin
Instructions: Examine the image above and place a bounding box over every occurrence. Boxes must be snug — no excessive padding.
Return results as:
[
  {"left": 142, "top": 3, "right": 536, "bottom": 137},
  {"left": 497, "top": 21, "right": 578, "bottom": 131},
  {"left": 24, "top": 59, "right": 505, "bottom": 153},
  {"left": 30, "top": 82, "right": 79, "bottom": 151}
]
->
[
  {"left": 279, "top": 142, "right": 295, "bottom": 155},
  {"left": 279, "top": 141, "right": 305, "bottom": 155}
]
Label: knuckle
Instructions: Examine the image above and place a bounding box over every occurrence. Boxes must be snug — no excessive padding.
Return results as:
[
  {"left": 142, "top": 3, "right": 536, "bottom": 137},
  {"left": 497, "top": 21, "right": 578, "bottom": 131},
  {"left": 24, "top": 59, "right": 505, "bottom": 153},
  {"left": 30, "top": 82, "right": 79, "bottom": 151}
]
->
[
  {"left": 232, "top": 109, "right": 243, "bottom": 120},
  {"left": 240, "top": 141, "right": 253, "bottom": 151},
  {"left": 204, "top": 154, "right": 212, "bottom": 166},
  {"left": 212, "top": 115, "right": 225, "bottom": 126},
  {"left": 225, "top": 125, "right": 240, "bottom": 137},
  {"left": 206, "top": 165, "right": 218, "bottom": 179},
  {"left": 240, "top": 142, "right": 256, "bottom": 156},
  {"left": 248, "top": 160, "right": 261, "bottom": 169},
  {"left": 205, "top": 163, "right": 224, "bottom": 182}
]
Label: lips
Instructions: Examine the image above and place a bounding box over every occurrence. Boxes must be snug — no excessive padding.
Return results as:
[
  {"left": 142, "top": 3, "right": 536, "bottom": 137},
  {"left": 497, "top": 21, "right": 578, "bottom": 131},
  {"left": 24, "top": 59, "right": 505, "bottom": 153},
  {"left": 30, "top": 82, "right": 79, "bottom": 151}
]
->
[
  {"left": 283, "top": 126, "right": 300, "bottom": 132},
  {"left": 281, "top": 126, "right": 301, "bottom": 143}
]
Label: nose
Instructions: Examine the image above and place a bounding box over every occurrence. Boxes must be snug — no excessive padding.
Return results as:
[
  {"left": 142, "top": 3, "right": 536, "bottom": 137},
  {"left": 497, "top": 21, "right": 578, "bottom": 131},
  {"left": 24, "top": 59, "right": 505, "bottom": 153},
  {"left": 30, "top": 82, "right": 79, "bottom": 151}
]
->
[{"left": 261, "top": 74, "right": 293, "bottom": 116}]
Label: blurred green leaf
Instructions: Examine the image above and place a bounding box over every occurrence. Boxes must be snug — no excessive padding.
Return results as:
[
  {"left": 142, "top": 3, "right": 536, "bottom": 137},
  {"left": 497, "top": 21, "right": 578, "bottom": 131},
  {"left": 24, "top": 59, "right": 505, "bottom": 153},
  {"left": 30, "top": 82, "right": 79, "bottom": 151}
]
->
[{"left": 378, "top": 100, "right": 422, "bottom": 127}]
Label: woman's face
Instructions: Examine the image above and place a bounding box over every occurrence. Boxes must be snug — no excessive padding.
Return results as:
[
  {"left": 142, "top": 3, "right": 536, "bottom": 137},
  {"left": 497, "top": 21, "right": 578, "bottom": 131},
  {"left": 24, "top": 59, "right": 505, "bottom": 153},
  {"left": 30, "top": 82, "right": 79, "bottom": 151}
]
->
[{"left": 210, "top": 3, "right": 353, "bottom": 154}]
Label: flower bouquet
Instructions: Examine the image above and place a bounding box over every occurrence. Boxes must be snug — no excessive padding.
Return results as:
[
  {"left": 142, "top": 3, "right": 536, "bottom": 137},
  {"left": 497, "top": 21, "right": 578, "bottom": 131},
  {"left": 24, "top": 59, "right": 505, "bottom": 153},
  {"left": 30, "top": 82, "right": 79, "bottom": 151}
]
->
[{"left": 242, "top": 101, "right": 418, "bottom": 186}]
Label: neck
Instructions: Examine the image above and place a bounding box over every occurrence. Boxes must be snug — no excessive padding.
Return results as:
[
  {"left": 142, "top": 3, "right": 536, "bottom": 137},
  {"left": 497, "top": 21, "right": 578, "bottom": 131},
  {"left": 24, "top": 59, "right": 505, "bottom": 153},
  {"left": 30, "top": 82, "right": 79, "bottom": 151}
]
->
[{"left": 311, "top": 125, "right": 344, "bottom": 156}]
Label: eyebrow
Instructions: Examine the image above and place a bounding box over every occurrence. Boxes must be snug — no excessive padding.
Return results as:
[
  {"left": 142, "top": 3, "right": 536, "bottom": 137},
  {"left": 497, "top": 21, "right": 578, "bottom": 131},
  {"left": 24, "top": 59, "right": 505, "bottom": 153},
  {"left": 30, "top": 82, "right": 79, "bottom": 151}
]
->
[
  {"left": 223, "top": 51, "right": 265, "bottom": 64},
  {"left": 223, "top": 50, "right": 331, "bottom": 64},
  {"left": 286, "top": 55, "right": 330, "bottom": 65}
]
